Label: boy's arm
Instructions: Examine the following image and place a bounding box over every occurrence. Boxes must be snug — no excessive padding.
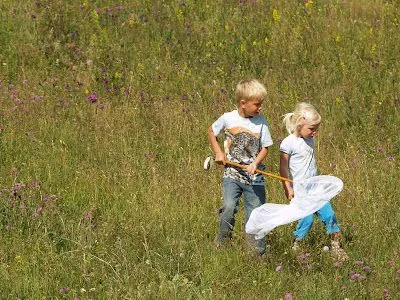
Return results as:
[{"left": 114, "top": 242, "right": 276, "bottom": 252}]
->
[
  {"left": 246, "top": 147, "right": 268, "bottom": 174},
  {"left": 280, "top": 152, "right": 294, "bottom": 200},
  {"left": 208, "top": 126, "right": 225, "bottom": 165}
]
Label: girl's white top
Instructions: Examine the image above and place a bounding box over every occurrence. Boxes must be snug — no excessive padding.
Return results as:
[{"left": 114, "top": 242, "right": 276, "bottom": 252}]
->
[{"left": 280, "top": 134, "right": 318, "bottom": 181}]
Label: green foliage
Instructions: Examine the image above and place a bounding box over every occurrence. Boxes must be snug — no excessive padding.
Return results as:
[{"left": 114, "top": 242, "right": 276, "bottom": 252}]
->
[{"left": 0, "top": 0, "right": 399, "bottom": 298}]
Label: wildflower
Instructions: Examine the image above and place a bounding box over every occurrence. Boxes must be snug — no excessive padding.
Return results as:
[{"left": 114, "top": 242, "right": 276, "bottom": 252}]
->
[
  {"left": 59, "top": 287, "right": 69, "bottom": 294},
  {"left": 387, "top": 260, "right": 396, "bottom": 267},
  {"left": 13, "top": 183, "right": 25, "bottom": 192},
  {"left": 84, "top": 210, "right": 94, "bottom": 221},
  {"left": 272, "top": 9, "right": 280, "bottom": 22},
  {"left": 305, "top": 0, "right": 313, "bottom": 9},
  {"left": 35, "top": 206, "right": 43, "bottom": 215},
  {"left": 334, "top": 261, "right": 342, "bottom": 268},
  {"left": 275, "top": 264, "right": 282, "bottom": 272},
  {"left": 382, "top": 288, "right": 389, "bottom": 300},
  {"left": 387, "top": 155, "right": 394, "bottom": 161},
  {"left": 329, "top": 162, "right": 337, "bottom": 169},
  {"left": 363, "top": 265, "right": 371, "bottom": 272},
  {"left": 354, "top": 260, "right": 364, "bottom": 265},
  {"left": 298, "top": 252, "right": 311, "bottom": 261},
  {"left": 283, "top": 292, "right": 293, "bottom": 300},
  {"left": 87, "top": 93, "right": 98, "bottom": 103},
  {"left": 376, "top": 146, "right": 384, "bottom": 152},
  {"left": 350, "top": 272, "right": 361, "bottom": 280}
]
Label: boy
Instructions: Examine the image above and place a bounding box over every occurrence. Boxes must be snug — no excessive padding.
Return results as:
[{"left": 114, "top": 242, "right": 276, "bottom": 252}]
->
[{"left": 208, "top": 79, "right": 273, "bottom": 255}]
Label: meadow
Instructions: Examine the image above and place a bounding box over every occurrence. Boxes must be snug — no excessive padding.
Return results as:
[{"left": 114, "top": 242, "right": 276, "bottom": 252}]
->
[{"left": 0, "top": 0, "right": 399, "bottom": 299}]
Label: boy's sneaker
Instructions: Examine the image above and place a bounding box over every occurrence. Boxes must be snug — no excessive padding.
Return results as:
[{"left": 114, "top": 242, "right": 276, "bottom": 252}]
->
[
  {"left": 292, "top": 240, "right": 300, "bottom": 251},
  {"left": 331, "top": 241, "right": 348, "bottom": 261}
]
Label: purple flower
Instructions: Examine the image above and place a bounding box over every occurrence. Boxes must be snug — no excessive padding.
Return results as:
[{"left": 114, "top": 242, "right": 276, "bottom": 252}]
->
[
  {"left": 59, "top": 287, "right": 69, "bottom": 294},
  {"left": 275, "top": 264, "right": 282, "bottom": 272},
  {"left": 350, "top": 272, "right": 361, "bottom": 280},
  {"left": 376, "top": 146, "right": 384, "bottom": 152},
  {"left": 13, "top": 183, "right": 25, "bottom": 191},
  {"left": 363, "top": 265, "right": 371, "bottom": 272},
  {"left": 84, "top": 210, "right": 94, "bottom": 221},
  {"left": 87, "top": 93, "right": 98, "bottom": 103},
  {"left": 334, "top": 261, "right": 342, "bottom": 268},
  {"left": 298, "top": 252, "right": 311, "bottom": 261},
  {"left": 387, "top": 155, "right": 394, "bottom": 161},
  {"left": 354, "top": 260, "right": 364, "bottom": 265},
  {"left": 387, "top": 260, "right": 396, "bottom": 267},
  {"left": 283, "top": 292, "right": 293, "bottom": 300}
]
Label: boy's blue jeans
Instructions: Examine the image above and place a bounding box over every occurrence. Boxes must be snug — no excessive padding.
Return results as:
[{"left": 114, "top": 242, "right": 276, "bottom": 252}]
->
[
  {"left": 217, "top": 177, "right": 266, "bottom": 254},
  {"left": 293, "top": 202, "right": 340, "bottom": 240}
]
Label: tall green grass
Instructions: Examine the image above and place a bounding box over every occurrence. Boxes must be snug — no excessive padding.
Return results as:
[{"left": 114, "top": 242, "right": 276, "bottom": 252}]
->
[{"left": 0, "top": 0, "right": 399, "bottom": 298}]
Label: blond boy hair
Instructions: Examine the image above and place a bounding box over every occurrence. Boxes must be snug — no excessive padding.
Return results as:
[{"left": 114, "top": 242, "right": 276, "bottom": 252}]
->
[{"left": 235, "top": 79, "right": 267, "bottom": 104}]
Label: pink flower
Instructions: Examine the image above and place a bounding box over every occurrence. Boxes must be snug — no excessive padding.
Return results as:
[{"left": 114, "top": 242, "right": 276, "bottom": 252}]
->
[
  {"left": 283, "top": 292, "right": 293, "bottom": 300},
  {"left": 87, "top": 93, "right": 98, "bottom": 103}
]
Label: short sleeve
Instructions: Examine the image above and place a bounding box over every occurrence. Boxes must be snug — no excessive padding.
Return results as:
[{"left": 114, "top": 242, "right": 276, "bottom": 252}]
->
[
  {"left": 260, "top": 119, "right": 273, "bottom": 148},
  {"left": 280, "top": 136, "right": 292, "bottom": 154},
  {"left": 211, "top": 113, "right": 226, "bottom": 136}
]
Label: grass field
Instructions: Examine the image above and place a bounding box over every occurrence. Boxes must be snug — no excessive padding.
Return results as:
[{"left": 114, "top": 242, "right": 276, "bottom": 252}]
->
[{"left": 0, "top": 0, "right": 399, "bottom": 299}]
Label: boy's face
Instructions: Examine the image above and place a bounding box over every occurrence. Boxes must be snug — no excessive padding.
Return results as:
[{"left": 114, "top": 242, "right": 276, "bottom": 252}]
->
[{"left": 240, "top": 98, "right": 263, "bottom": 117}]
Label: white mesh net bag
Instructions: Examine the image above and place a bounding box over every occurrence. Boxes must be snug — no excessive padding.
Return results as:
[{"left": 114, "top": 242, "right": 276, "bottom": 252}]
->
[{"left": 245, "top": 175, "right": 344, "bottom": 240}]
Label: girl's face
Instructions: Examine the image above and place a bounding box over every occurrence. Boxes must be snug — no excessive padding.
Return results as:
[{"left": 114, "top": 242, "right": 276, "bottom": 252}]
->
[{"left": 297, "top": 122, "right": 320, "bottom": 139}]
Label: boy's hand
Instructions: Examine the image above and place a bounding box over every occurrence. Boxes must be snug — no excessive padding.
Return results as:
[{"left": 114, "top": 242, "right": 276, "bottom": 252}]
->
[
  {"left": 246, "top": 163, "right": 257, "bottom": 175},
  {"left": 214, "top": 152, "right": 226, "bottom": 165}
]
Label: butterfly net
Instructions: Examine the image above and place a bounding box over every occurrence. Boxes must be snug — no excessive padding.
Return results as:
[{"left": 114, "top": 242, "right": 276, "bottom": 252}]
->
[{"left": 245, "top": 175, "right": 344, "bottom": 240}]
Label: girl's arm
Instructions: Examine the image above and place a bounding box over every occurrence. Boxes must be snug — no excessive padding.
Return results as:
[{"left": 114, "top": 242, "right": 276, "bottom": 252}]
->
[
  {"left": 208, "top": 126, "right": 225, "bottom": 165},
  {"left": 280, "top": 152, "right": 294, "bottom": 200}
]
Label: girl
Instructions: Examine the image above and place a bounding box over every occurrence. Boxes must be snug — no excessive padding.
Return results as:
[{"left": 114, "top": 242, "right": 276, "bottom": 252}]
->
[{"left": 279, "top": 102, "right": 348, "bottom": 260}]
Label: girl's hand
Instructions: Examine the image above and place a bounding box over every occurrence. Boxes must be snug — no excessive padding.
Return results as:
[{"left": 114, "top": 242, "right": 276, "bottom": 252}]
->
[{"left": 285, "top": 187, "right": 294, "bottom": 200}]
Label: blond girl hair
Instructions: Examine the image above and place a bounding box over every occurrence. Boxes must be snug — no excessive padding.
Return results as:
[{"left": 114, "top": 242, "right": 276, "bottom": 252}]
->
[{"left": 282, "top": 102, "right": 321, "bottom": 134}]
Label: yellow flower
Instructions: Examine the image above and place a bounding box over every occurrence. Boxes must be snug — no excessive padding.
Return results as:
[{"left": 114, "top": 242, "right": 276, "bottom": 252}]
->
[
  {"left": 264, "top": 37, "right": 269, "bottom": 44},
  {"left": 305, "top": 0, "right": 313, "bottom": 9},
  {"left": 340, "top": 62, "right": 346, "bottom": 72},
  {"left": 370, "top": 43, "right": 377, "bottom": 54},
  {"left": 240, "top": 42, "right": 247, "bottom": 53},
  {"left": 272, "top": 9, "right": 280, "bottom": 22},
  {"left": 335, "top": 35, "right": 341, "bottom": 42},
  {"left": 335, "top": 97, "right": 343, "bottom": 104}
]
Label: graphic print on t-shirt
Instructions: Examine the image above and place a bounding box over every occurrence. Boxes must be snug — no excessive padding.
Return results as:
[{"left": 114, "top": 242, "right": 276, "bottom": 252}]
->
[{"left": 224, "top": 127, "right": 263, "bottom": 184}]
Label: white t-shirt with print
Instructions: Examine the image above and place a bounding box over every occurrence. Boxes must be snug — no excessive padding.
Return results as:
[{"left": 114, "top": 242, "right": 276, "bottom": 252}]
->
[
  {"left": 211, "top": 110, "right": 273, "bottom": 185},
  {"left": 279, "top": 134, "right": 318, "bottom": 181}
]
